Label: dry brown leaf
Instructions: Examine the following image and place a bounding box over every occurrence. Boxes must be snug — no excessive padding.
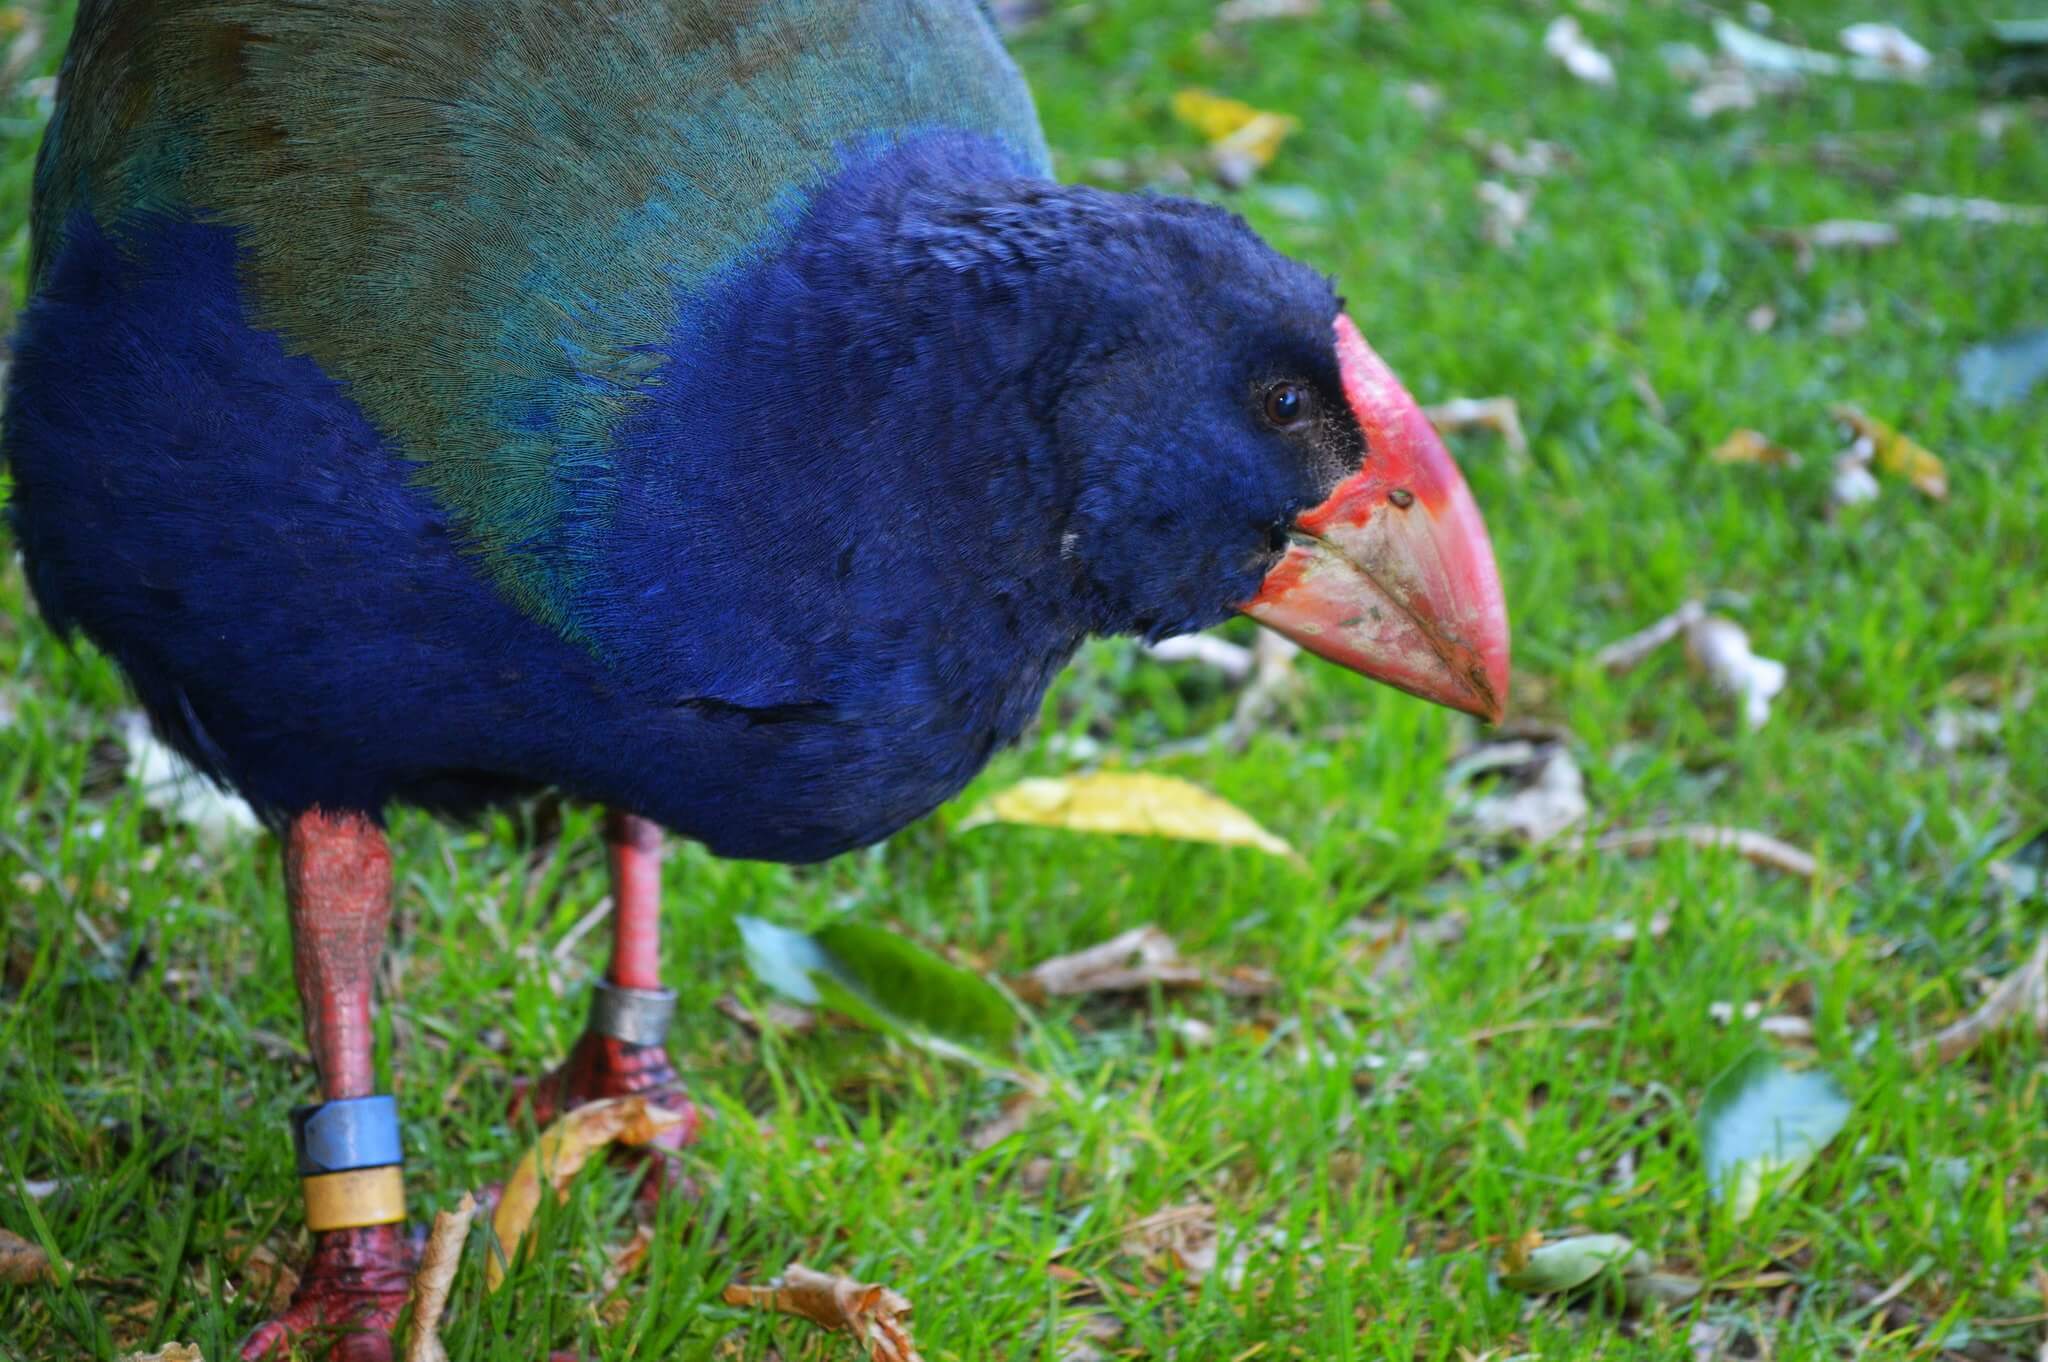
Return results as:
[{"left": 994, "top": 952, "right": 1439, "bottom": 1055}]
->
[
  {"left": 114, "top": 1347, "right": 204, "bottom": 1362},
  {"left": 1215, "top": 0, "right": 1319, "bottom": 21},
  {"left": 1712, "top": 429, "right": 1802, "bottom": 467},
  {"left": 488, "top": 1096, "right": 686, "bottom": 1289},
  {"left": 1455, "top": 740, "right": 1587, "bottom": 845},
  {"left": 1758, "top": 1014, "right": 1816, "bottom": 1042},
  {"left": 723, "top": 1263, "right": 923, "bottom": 1362},
  {"left": 1895, "top": 193, "right": 2048, "bottom": 226},
  {"left": 1118, "top": 1205, "right": 1295, "bottom": 1290},
  {"left": 1594, "top": 600, "right": 1706, "bottom": 674},
  {"left": 1686, "top": 616, "right": 1787, "bottom": 730},
  {"left": 1424, "top": 396, "right": 1530, "bottom": 466},
  {"left": 2034, "top": 1263, "right": 2048, "bottom": 1362},
  {"left": 1596, "top": 604, "right": 1787, "bottom": 727},
  {"left": 1120, "top": 1202, "right": 1224, "bottom": 1282},
  {"left": 1544, "top": 16, "right": 1615, "bottom": 85},
  {"left": 0, "top": 1226, "right": 55, "bottom": 1284},
  {"left": 1017, "top": 924, "right": 1275, "bottom": 1003},
  {"left": 964, "top": 1094, "right": 1044, "bottom": 1152},
  {"left": 1144, "top": 634, "right": 1256, "bottom": 681},
  {"left": 1762, "top": 220, "right": 1899, "bottom": 273},
  {"left": 716, "top": 991, "right": 819, "bottom": 1035},
  {"left": 405, "top": 1191, "right": 477, "bottom": 1362},
  {"left": 598, "top": 1221, "right": 658, "bottom": 1326},
  {"left": 1226, "top": 630, "right": 1303, "bottom": 739},
  {"left": 1830, "top": 405, "right": 1947, "bottom": 499},
  {"left": 1477, "top": 180, "right": 1533, "bottom": 247},
  {"left": 237, "top": 1243, "right": 299, "bottom": 1313},
  {"left": 958, "top": 773, "right": 1299, "bottom": 862},
  {"left": 1572, "top": 824, "right": 1819, "bottom": 880},
  {"left": 1474, "top": 137, "right": 1575, "bottom": 179},
  {"left": 1830, "top": 440, "right": 1882, "bottom": 508},
  {"left": 1052, "top": 1310, "right": 1124, "bottom": 1362},
  {"left": 1398, "top": 81, "right": 1444, "bottom": 116},
  {"left": 1839, "top": 23, "right": 1931, "bottom": 76},
  {"left": 1908, "top": 933, "right": 2048, "bottom": 1065}
]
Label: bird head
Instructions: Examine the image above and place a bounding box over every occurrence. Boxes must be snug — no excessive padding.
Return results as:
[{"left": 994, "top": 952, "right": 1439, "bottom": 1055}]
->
[{"left": 1048, "top": 197, "right": 1509, "bottom": 723}]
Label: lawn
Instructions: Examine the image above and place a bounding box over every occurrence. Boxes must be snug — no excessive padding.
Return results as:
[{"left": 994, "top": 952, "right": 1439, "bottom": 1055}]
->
[{"left": 3, "top": 2, "right": 2046, "bottom": 1359}]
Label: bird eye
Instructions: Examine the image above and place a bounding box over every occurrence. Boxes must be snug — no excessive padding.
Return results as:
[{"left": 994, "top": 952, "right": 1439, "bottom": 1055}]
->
[{"left": 1262, "top": 381, "right": 1312, "bottom": 430}]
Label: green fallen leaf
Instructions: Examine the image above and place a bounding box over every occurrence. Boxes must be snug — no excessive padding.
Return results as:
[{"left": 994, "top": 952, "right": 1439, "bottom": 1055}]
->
[
  {"left": 1499, "top": 1233, "right": 1650, "bottom": 1294},
  {"left": 1699, "top": 1049, "right": 1852, "bottom": 1223},
  {"left": 736, "top": 915, "right": 1019, "bottom": 1062},
  {"left": 1626, "top": 1271, "right": 1705, "bottom": 1308},
  {"left": 1957, "top": 328, "right": 2048, "bottom": 408}
]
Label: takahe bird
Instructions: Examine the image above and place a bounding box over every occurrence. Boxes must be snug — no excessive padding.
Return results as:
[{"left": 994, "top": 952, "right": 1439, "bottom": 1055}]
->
[{"left": 4, "top": 0, "right": 1508, "bottom": 1353}]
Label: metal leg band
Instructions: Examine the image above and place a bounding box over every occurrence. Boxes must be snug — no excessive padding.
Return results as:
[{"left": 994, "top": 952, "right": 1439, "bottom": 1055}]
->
[
  {"left": 587, "top": 979, "right": 676, "bottom": 1046},
  {"left": 302, "top": 1165, "right": 407, "bottom": 1232},
  {"left": 291, "top": 1095, "right": 404, "bottom": 1175}
]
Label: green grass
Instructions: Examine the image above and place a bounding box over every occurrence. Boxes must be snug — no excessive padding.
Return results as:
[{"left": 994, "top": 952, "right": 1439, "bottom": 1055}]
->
[{"left": 4, "top": 1, "right": 2047, "bottom": 1358}]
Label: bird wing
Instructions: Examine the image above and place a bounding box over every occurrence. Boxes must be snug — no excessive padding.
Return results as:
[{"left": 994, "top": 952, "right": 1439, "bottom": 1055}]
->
[{"left": 34, "top": 0, "right": 1050, "bottom": 640}]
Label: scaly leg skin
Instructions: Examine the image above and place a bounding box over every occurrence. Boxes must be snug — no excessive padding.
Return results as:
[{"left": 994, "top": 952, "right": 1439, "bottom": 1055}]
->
[
  {"left": 513, "top": 812, "right": 701, "bottom": 1180},
  {"left": 242, "top": 810, "right": 414, "bottom": 1362}
]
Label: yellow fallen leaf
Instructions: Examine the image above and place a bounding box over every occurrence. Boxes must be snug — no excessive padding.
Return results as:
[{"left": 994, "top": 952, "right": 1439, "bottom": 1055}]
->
[
  {"left": 1712, "top": 428, "right": 1801, "bottom": 467},
  {"left": 724, "top": 1263, "right": 924, "bottom": 1362},
  {"left": 1169, "top": 88, "right": 1297, "bottom": 168},
  {"left": 1830, "top": 405, "right": 1947, "bottom": 499},
  {"left": 115, "top": 1348, "right": 203, "bottom": 1362},
  {"left": 488, "top": 1096, "right": 685, "bottom": 1289},
  {"left": 958, "top": 773, "right": 1299, "bottom": 861}
]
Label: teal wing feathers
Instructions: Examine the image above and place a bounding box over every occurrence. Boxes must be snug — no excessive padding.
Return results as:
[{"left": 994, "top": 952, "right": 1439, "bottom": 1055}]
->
[{"left": 36, "top": 0, "right": 1050, "bottom": 633}]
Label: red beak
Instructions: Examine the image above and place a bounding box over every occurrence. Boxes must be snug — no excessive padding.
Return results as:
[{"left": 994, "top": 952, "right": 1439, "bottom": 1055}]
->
[{"left": 1241, "top": 315, "right": 1510, "bottom": 723}]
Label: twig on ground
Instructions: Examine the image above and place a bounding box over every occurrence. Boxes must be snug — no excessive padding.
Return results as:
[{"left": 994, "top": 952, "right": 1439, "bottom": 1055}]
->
[
  {"left": 1594, "top": 601, "right": 1705, "bottom": 674},
  {"left": 1907, "top": 933, "right": 2048, "bottom": 1066},
  {"left": 1564, "top": 824, "right": 1819, "bottom": 880}
]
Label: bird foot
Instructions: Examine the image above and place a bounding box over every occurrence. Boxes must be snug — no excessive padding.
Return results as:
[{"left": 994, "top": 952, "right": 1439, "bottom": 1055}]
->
[
  {"left": 510, "top": 1030, "right": 702, "bottom": 1200},
  {"left": 238, "top": 1223, "right": 414, "bottom": 1361}
]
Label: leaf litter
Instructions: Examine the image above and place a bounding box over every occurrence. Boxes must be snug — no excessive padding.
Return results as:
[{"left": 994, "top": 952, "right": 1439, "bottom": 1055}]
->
[
  {"left": 1595, "top": 601, "right": 1786, "bottom": 730},
  {"left": 1544, "top": 17, "right": 1616, "bottom": 86},
  {"left": 1169, "top": 89, "right": 1298, "bottom": 189},
  {"left": 1566, "top": 824, "right": 1819, "bottom": 881},
  {"left": 1016, "top": 923, "right": 1275, "bottom": 1003},
  {"left": 1830, "top": 405, "right": 1947, "bottom": 499},
  {"left": 488, "top": 1096, "right": 688, "bottom": 1289},
  {"left": 406, "top": 1191, "right": 478, "bottom": 1362},
  {"left": 1119, "top": 1203, "right": 1299, "bottom": 1291},
  {"left": 1424, "top": 395, "right": 1530, "bottom": 471},
  {"left": 0, "top": 1225, "right": 56, "bottom": 1283},
  {"left": 1711, "top": 429, "right": 1800, "bottom": 468},
  {"left": 1906, "top": 931, "right": 2048, "bottom": 1065},
  {"left": 1450, "top": 736, "right": 1589, "bottom": 845},
  {"left": 723, "top": 1263, "right": 924, "bottom": 1362}
]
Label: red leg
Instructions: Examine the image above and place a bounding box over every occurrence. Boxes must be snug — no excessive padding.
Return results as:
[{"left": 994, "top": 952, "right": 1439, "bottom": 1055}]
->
[
  {"left": 242, "top": 810, "right": 413, "bottom": 1361},
  {"left": 517, "top": 812, "right": 701, "bottom": 1163}
]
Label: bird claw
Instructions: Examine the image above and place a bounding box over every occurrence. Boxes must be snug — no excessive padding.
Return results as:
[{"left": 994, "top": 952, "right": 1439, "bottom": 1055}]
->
[{"left": 238, "top": 1223, "right": 415, "bottom": 1361}]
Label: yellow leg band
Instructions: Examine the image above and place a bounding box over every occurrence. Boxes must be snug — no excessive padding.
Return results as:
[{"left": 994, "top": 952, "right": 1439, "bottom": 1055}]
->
[{"left": 302, "top": 1165, "right": 407, "bottom": 1232}]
